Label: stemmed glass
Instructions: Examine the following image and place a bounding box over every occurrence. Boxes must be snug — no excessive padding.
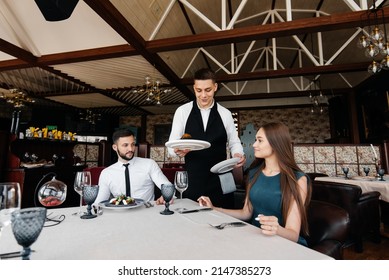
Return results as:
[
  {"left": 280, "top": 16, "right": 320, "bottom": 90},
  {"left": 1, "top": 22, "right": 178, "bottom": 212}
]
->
[
  {"left": 378, "top": 168, "right": 385, "bottom": 181},
  {"left": 342, "top": 167, "right": 349, "bottom": 179},
  {"left": 73, "top": 171, "right": 91, "bottom": 215},
  {"left": 363, "top": 167, "right": 370, "bottom": 177},
  {"left": 0, "top": 182, "right": 21, "bottom": 238},
  {"left": 10, "top": 207, "right": 47, "bottom": 260},
  {"left": 81, "top": 185, "right": 99, "bottom": 219},
  {"left": 160, "top": 183, "right": 175, "bottom": 215},
  {"left": 174, "top": 171, "right": 188, "bottom": 210}
]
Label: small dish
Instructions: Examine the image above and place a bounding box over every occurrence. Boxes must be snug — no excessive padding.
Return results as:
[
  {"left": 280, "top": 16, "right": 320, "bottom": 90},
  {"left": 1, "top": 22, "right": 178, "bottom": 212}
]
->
[
  {"left": 210, "top": 158, "right": 240, "bottom": 174},
  {"left": 165, "top": 139, "right": 211, "bottom": 151}
]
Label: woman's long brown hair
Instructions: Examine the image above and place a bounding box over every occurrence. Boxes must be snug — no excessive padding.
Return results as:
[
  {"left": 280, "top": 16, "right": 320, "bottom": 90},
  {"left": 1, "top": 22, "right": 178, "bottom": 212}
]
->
[{"left": 245, "top": 122, "right": 311, "bottom": 236}]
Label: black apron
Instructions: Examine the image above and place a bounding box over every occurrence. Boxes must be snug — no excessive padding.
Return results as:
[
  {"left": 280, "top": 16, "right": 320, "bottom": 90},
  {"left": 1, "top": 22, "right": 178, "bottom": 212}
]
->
[{"left": 183, "top": 102, "right": 234, "bottom": 208}]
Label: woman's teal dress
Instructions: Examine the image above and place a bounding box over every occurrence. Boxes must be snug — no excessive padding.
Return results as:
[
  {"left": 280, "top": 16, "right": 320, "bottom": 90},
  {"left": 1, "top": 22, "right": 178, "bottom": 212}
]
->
[{"left": 248, "top": 168, "right": 308, "bottom": 246}]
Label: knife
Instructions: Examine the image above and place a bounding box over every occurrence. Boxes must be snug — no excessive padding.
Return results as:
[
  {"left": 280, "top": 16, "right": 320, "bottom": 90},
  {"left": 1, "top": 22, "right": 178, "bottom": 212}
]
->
[{"left": 179, "top": 207, "right": 213, "bottom": 214}]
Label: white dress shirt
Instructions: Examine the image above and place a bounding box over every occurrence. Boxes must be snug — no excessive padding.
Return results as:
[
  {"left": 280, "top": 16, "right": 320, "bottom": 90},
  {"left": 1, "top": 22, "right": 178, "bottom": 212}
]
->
[
  {"left": 168, "top": 101, "right": 244, "bottom": 157},
  {"left": 94, "top": 157, "right": 171, "bottom": 203}
]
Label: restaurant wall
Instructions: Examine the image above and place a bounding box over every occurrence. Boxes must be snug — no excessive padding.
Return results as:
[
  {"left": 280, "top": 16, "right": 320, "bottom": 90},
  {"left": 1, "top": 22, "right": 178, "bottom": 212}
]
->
[{"left": 119, "top": 107, "right": 331, "bottom": 145}]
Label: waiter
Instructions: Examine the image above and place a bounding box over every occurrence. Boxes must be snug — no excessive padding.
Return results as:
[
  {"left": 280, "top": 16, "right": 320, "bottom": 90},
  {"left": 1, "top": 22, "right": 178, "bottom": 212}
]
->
[{"left": 168, "top": 68, "right": 245, "bottom": 208}]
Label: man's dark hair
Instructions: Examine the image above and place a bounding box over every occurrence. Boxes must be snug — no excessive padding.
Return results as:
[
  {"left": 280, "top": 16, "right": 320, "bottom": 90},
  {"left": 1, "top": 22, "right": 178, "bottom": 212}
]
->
[
  {"left": 193, "top": 68, "right": 216, "bottom": 83},
  {"left": 112, "top": 129, "right": 134, "bottom": 143}
]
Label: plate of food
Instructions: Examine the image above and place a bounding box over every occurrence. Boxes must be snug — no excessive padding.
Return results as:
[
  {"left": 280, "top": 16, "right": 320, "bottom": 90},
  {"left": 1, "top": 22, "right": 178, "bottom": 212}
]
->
[
  {"left": 99, "top": 195, "right": 144, "bottom": 210},
  {"left": 165, "top": 135, "right": 211, "bottom": 151},
  {"left": 210, "top": 157, "right": 240, "bottom": 174}
]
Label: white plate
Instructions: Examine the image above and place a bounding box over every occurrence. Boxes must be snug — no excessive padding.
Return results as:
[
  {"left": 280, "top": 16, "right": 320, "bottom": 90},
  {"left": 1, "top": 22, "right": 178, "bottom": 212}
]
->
[
  {"left": 210, "top": 158, "right": 240, "bottom": 174},
  {"left": 165, "top": 139, "right": 211, "bottom": 151},
  {"left": 99, "top": 198, "right": 144, "bottom": 210}
]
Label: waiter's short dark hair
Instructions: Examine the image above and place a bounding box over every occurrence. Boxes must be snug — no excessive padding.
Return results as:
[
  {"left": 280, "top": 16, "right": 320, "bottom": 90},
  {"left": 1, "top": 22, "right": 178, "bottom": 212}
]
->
[
  {"left": 194, "top": 68, "right": 216, "bottom": 83},
  {"left": 112, "top": 129, "right": 134, "bottom": 143}
]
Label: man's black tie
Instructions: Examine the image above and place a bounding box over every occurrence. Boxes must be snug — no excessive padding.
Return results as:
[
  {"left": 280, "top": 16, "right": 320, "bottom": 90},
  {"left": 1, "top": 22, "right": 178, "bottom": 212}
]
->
[{"left": 123, "top": 163, "right": 131, "bottom": 197}]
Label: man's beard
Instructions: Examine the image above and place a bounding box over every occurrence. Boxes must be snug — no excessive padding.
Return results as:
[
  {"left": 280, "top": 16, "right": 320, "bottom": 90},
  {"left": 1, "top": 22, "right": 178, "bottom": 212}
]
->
[{"left": 117, "top": 150, "right": 134, "bottom": 161}]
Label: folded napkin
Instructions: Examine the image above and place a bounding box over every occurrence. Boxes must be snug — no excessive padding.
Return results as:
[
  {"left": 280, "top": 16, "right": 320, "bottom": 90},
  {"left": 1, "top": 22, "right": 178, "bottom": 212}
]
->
[{"left": 218, "top": 172, "right": 236, "bottom": 194}]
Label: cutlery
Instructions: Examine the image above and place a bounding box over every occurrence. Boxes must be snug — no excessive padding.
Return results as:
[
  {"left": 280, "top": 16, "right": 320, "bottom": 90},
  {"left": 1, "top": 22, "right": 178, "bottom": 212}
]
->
[
  {"left": 0, "top": 250, "right": 36, "bottom": 259},
  {"left": 209, "top": 222, "right": 246, "bottom": 230},
  {"left": 179, "top": 207, "right": 212, "bottom": 214},
  {"left": 144, "top": 201, "right": 154, "bottom": 208}
]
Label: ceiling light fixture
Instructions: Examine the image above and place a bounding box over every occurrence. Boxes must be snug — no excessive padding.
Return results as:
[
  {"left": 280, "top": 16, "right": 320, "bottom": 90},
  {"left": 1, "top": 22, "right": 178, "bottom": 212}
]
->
[
  {"left": 357, "top": 2, "right": 389, "bottom": 74},
  {"left": 79, "top": 109, "right": 101, "bottom": 125},
  {"left": 0, "top": 88, "right": 35, "bottom": 108},
  {"left": 131, "top": 75, "right": 172, "bottom": 106},
  {"left": 308, "top": 78, "right": 326, "bottom": 114}
]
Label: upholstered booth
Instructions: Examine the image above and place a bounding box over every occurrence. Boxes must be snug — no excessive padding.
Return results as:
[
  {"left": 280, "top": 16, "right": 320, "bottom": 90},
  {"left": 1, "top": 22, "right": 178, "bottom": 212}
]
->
[
  {"left": 306, "top": 200, "right": 350, "bottom": 259},
  {"left": 312, "top": 180, "right": 381, "bottom": 252}
]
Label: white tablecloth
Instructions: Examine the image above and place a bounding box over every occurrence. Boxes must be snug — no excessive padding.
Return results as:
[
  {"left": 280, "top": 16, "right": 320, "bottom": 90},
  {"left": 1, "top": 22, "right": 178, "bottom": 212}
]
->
[
  {"left": 0, "top": 199, "right": 331, "bottom": 260},
  {"left": 315, "top": 176, "right": 389, "bottom": 202}
]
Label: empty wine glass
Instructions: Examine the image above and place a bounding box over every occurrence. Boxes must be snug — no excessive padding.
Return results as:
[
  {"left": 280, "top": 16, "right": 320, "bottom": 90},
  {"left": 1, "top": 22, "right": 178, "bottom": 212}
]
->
[
  {"left": 0, "top": 183, "right": 21, "bottom": 238},
  {"left": 342, "top": 167, "right": 349, "bottom": 179},
  {"left": 174, "top": 171, "right": 188, "bottom": 211},
  {"left": 160, "top": 183, "right": 175, "bottom": 215},
  {"left": 11, "top": 207, "right": 47, "bottom": 260},
  {"left": 363, "top": 167, "right": 370, "bottom": 176},
  {"left": 378, "top": 168, "right": 385, "bottom": 181},
  {"left": 73, "top": 171, "right": 91, "bottom": 215},
  {"left": 81, "top": 185, "right": 99, "bottom": 219}
]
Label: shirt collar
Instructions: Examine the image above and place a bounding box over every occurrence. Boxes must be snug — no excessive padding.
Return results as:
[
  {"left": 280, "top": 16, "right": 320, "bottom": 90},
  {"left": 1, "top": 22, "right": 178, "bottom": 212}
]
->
[{"left": 196, "top": 99, "right": 214, "bottom": 111}]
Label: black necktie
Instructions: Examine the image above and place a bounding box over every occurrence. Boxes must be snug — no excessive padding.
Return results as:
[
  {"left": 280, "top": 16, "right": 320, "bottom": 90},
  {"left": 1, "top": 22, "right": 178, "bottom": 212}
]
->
[{"left": 123, "top": 163, "right": 131, "bottom": 197}]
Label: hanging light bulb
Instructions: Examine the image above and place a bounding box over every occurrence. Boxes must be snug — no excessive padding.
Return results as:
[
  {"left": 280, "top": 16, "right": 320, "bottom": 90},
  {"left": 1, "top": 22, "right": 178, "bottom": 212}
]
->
[
  {"left": 381, "top": 42, "right": 389, "bottom": 56},
  {"left": 370, "top": 26, "right": 384, "bottom": 42},
  {"left": 368, "top": 60, "right": 382, "bottom": 74},
  {"left": 365, "top": 44, "right": 379, "bottom": 58},
  {"left": 357, "top": 35, "right": 371, "bottom": 48},
  {"left": 381, "top": 56, "right": 389, "bottom": 69}
]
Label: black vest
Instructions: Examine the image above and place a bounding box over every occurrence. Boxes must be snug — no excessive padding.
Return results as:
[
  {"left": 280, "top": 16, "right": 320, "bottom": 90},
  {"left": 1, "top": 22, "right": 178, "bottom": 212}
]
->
[{"left": 183, "top": 102, "right": 233, "bottom": 208}]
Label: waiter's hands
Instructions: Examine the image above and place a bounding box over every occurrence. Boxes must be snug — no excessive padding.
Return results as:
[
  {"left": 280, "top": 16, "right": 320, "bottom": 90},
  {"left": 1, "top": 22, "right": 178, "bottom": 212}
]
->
[
  {"left": 234, "top": 153, "right": 246, "bottom": 167},
  {"left": 174, "top": 148, "right": 190, "bottom": 157}
]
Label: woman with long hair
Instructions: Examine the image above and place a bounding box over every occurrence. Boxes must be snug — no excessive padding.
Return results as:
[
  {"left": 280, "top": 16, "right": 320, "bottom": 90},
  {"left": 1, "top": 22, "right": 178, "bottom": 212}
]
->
[{"left": 198, "top": 122, "right": 311, "bottom": 245}]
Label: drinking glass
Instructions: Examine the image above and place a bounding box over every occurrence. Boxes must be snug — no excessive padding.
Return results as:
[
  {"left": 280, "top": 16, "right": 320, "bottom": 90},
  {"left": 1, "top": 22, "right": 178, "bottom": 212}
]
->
[
  {"left": 363, "top": 167, "right": 370, "bottom": 176},
  {"left": 174, "top": 171, "right": 188, "bottom": 210},
  {"left": 11, "top": 207, "right": 47, "bottom": 260},
  {"left": 342, "top": 167, "right": 349, "bottom": 179},
  {"left": 160, "top": 183, "right": 175, "bottom": 215},
  {"left": 378, "top": 168, "right": 385, "bottom": 181},
  {"left": 73, "top": 171, "right": 91, "bottom": 215},
  {"left": 81, "top": 185, "right": 99, "bottom": 219},
  {"left": 0, "top": 182, "right": 21, "bottom": 238}
]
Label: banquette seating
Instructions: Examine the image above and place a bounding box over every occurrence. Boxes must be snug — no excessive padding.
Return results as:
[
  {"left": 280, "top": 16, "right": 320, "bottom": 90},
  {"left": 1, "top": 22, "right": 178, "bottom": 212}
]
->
[{"left": 312, "top": 180, "right": 381, "bottom": 252}]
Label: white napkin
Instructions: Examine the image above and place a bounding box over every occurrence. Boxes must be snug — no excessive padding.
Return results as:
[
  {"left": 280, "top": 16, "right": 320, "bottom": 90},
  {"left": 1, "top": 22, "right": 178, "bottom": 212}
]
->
[{"left": 218, "top": 172, "right": 236, "bottom": 194}]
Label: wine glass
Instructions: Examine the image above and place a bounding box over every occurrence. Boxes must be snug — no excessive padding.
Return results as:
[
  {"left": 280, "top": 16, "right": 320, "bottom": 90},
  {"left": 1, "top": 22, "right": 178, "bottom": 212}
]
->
[
  {"left": 174, "top": 171, "right": 188, "bottom": 210},
  {"left": 81, "top": 185, "right": 99, "bottom": 219},
  {"left": 378, "top": 168, "right": 385, "bottom": 181},
  {"left": 73, "top": 171, "right": 91, "bottom": 215},
  {"left": 363, "top": 167, "right": 370, "bottom": 177},
  {"left": 11, "top": 207, "right": 47, "bottom": 260},
  {"left": 0, "top": 182, "right": 21, "bottom": 238},
  {"left": 160, "top": 183, "right": 175, "bottom": 215},
  {"left": 342, "top": 167, "right": 349, "bottom": 179}
]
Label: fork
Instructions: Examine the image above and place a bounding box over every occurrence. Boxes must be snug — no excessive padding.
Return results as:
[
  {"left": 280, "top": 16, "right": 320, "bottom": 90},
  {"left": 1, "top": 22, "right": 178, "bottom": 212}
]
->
[
  {"left": 144, "top": 201, "right": 154, "bottom": 208},
  {"left": 208, "top": 221, "right": 246, "bottom": 229}
]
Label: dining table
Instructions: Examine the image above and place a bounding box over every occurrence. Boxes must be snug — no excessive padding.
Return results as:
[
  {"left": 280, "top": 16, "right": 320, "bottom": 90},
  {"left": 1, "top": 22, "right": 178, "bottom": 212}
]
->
[
  {"left": 314, "top": 175, "right": 389, "bottom": 203},
  {"left": 0, "top": 198, "right": 332, "bottom": 260}
]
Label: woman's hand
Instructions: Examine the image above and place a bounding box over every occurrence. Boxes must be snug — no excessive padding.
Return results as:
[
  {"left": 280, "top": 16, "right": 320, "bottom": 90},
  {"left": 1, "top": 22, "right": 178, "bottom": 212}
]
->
[
  {"left": 197, "top": 196, "right": 214, "bottom": 208},
  {"left": 256, "top": 215, "right": 279, "bottom": 236}
]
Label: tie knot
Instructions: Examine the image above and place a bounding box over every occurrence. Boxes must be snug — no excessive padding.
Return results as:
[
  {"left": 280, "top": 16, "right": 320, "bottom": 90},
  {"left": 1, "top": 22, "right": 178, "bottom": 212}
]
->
[{"left": 123, "top": 163, "right": 129, "bottom": 168}]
